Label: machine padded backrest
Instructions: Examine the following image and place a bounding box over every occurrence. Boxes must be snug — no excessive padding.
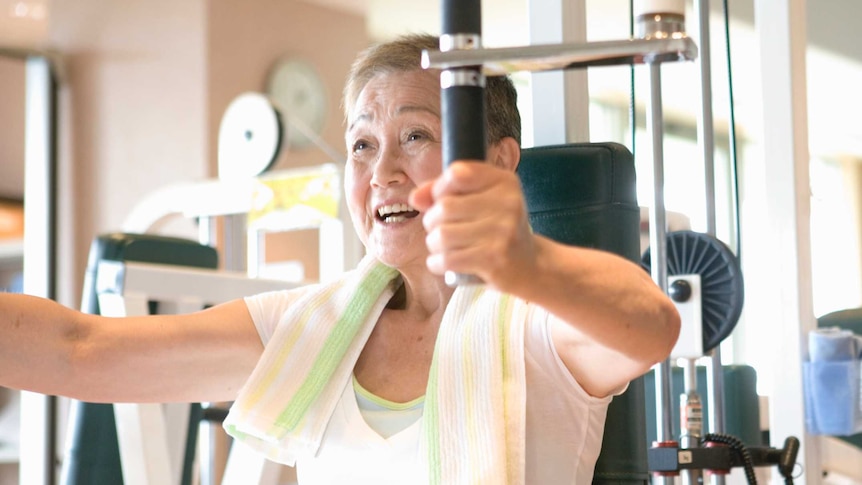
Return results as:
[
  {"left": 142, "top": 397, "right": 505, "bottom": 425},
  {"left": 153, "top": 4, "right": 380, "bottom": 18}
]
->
[
  {"left": 518, "top": 143, "right": 640, "bottom": 261},
  {"left": 517, "top": 142, "right": 647, "bottom": 484}
]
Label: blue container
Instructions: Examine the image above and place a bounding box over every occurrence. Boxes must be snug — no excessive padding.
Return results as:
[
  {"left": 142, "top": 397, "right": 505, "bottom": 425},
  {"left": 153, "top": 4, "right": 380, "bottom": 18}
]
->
[{"left": 803, "top": 359, "right": 862, "bottom": 436}]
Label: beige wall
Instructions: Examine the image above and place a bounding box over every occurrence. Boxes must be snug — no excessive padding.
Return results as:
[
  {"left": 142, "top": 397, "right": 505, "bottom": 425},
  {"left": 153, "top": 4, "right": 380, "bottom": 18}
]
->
[
  {"left": 208, "top": 0, "right": 366, "bottom": 173},
  {"left": 207, "top": 0, "right": 370, "bottom": 279},
  {"left": 40, "top": 0, "right": 368, "bottom": 305},
  {"left": 0, "top": 57, "right": 25, "bottom": 200},
  {"left": 47, "top": 0, "right": 209, "bottom": 305}
]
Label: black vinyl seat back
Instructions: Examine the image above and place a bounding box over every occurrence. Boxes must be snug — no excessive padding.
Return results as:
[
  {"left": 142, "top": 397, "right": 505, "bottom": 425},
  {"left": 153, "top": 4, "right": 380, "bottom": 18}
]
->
[{"left": 517, "top": 142, "right": 647, "bottom": 484}]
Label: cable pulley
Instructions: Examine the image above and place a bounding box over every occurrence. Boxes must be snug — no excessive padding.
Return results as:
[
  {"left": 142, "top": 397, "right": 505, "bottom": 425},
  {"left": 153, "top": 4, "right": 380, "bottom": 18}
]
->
[{"left": 642, "top": 230, "right": 744, "bottom": 353}]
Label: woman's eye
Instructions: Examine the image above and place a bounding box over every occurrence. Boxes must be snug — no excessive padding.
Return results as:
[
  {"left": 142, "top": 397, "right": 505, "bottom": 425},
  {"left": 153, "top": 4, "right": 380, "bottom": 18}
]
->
[
  {"left": 407, "top": 132, "right": 425, "bottom": 142},
  {"left": 352, "top": 140, "right": 368, "bottom": 153}
]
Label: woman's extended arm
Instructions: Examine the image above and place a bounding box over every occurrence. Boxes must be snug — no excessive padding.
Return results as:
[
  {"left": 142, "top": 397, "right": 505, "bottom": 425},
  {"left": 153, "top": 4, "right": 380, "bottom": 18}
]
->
[
  {"left": 509, "top": 237, "right": 680, "bottom": 398},
  {"left": 0, "top": 293, "right": 263, "bottom": 403},
  {"left": 411, "top": 158, "right": 680, "bottom": 398}
]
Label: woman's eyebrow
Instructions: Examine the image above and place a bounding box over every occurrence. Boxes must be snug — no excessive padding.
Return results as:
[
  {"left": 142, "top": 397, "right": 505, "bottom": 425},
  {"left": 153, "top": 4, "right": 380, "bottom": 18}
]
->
[
  {"left": 396, "top": 105, "right": 440, "bottom": 118},
  {"left": 348, "top": 112, "right": 371, "bottom": 132},
  {"left": 348, "top": 104, "right": 439, "bottom": 132}
]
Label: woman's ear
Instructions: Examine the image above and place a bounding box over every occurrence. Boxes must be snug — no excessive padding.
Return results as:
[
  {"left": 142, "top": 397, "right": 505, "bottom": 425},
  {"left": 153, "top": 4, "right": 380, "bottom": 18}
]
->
[{"left": 487, "top": 137, "right": 521, "bottom": 172}]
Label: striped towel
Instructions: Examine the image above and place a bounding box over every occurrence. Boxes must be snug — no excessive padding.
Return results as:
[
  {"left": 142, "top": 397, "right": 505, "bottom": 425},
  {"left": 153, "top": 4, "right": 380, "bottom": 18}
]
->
[{"left": 224, "top": 255, "right": 528, "bottom": 484}]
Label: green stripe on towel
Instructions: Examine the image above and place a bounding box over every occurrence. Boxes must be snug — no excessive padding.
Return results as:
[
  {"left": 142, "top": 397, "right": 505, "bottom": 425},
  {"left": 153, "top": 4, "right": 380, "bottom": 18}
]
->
[{"left": 273, "top": 262, "right": 398, "bottom": 431}]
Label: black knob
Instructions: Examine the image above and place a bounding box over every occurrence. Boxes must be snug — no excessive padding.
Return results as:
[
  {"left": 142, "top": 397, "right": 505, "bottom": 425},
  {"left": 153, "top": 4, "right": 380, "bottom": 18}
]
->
[{"left": 669, "top": 279, "right": 692, "bottom": 303}]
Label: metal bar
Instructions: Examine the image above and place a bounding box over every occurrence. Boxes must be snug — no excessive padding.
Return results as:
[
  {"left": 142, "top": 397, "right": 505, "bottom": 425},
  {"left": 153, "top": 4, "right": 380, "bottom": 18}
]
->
[
  {"left": 694, "top": 0, "right": 717, "bottom": 238},
  {"left": 681, "top": 359, "right": 704, "bottom": 485},
  {"left": 422, "top": 37, "right": 697, "bottom": 75},
  {"left": 646, "top": 63, "right": 675, "bottom": 452},
  {"left": 691, "top": 2, "right": 730, "bottom": 482},
  {"left": 691, "top": 3, "right": 728, "bottom": 484}
]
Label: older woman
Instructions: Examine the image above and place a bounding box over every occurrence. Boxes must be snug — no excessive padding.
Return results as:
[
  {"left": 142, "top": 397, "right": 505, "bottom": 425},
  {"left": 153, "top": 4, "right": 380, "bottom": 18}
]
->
[{"left": 0, "top": 34, "right": 679, "bottom": 484}]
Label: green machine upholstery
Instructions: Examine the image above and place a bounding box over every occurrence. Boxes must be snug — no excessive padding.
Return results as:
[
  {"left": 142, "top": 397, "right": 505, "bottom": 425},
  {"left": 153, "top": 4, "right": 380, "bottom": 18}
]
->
[
  {"left": 62, "top": 233, "right": 218, "bottom": 485},
  {"left": 517, "top": 142, "right": 647, "bottom": 484},
  {"left": 817, "top": 307, "right": 862, "bottom": 448}
]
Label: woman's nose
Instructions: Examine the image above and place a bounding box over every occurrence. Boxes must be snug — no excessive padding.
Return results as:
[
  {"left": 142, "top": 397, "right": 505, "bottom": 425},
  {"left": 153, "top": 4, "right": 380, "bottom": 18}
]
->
[{"left": 370, "top": 147, "right": 406, "bottom": 187}]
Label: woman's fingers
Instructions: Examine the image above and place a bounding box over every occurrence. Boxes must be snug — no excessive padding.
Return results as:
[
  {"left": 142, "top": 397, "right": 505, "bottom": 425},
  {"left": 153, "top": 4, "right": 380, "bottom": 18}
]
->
[{"left": 417, "top": 162, "right": 535, "bottom": 287}]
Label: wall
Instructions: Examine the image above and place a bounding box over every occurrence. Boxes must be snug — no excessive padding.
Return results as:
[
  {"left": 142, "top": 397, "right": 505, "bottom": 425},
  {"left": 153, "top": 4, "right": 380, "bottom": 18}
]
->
[
  {"left": 207, "top": 0, "right": 369, "bottom": 279},
  {"left": 0, "top": 57, "right": 25, "bottom": 200},
  {"left": 44, "top": 0, "right": 209, "bottom": 307}
]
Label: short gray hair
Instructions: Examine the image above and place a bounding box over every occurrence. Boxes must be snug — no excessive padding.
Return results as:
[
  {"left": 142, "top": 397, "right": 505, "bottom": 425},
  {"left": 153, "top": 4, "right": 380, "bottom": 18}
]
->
[{"left": 342, "top": 33, "right": 521, "bottom": 146}]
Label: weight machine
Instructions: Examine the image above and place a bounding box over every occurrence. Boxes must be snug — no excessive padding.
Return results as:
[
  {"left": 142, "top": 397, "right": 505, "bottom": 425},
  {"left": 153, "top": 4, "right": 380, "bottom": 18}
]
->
[
  {"left": 424, "top": 0, "right": 800, "bottom": 482},
  {"left": 58, "top": 0, "right": 807, "bottom": 483}
]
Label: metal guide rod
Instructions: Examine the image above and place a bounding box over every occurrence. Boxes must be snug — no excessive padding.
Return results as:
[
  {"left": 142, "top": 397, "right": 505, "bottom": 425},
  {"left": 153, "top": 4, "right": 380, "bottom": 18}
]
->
[
  {"left": 634, "top": 3, "right": 689, "bottom": 467},
  {"left": 693, "top": 0, "right": 729, "bottom": 469},
  {"left": 672, "top": 1, "right": 720, "bottom": 484},
  {"left": 695, "top": 0, "right": 717, "bottom": 239},
  {"left": 646, "top": 62, "right": 675, "bottom": 448},
  {"left": 681, "top": 359, "right": 704, "bottom": 485}
]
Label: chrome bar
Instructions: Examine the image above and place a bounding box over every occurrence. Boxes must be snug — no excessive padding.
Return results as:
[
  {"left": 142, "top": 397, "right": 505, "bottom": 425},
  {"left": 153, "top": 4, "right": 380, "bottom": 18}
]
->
[
  {"left": 422, "top": 37, "right": 696, "bottom": 75},
  {"left": 695, "top": 0, "right": 717, "bottom": 238},
  {"left": 646, "top": 62, "right": 675, "bottom": 446},
  {"left": 681, "top": 359, "right": 704, "bottom": 485},
  {"left": 692, "top": 4, "right": 729, "bottom": 484},
  {"left": 707, "top": 348, "right": 728, "bottom": 485}
]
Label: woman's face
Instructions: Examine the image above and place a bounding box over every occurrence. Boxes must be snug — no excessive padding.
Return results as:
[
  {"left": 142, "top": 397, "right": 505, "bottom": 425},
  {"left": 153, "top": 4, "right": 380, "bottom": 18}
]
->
[{"left": 344, "top": 69, "right": 443, "bottom": 270}]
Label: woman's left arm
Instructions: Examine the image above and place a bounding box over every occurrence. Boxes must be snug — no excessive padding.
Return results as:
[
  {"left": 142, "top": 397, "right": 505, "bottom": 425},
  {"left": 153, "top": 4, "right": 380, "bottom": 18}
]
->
[
  {"left": 512, "top": 236, "right": 680, "bottom": 398},
  {"left": 412, "top": 160, "right": 680, "bottom": 398}
]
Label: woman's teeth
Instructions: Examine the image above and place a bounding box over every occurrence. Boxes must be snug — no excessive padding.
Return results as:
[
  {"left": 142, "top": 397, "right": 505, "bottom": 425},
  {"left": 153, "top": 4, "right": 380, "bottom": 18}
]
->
[{"left": 377, "top": 203, "right": 417, "bottom": 223}]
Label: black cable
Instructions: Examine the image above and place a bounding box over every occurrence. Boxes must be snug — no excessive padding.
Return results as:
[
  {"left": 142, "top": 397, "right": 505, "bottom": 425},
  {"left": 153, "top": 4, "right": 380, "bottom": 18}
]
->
[
  {"left": 702, "top": 433, "right": 758, "bottom": 485},
  {"left": 722, "top": 0, "right": 743, "bottom": 259}
]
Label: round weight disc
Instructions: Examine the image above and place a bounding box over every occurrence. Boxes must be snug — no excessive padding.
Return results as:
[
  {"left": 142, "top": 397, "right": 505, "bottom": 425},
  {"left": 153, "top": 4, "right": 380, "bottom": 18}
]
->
[
  {"left": 642, "top": 230, "right": 744, "bottom": 352},
  {"left": 217, "top": 92, "right": 283, "bottom": 180}
]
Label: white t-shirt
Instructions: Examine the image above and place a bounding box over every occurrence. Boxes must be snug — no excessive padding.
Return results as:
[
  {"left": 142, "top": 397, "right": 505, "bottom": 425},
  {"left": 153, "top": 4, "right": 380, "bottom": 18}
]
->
[{"left": 244, "top": 289, "right": 612, "bottom": 484}]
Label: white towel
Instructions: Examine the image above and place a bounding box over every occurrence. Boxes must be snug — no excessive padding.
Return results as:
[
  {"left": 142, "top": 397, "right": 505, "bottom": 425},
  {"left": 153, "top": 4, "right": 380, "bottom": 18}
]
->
[{"left": 224, "top": 255, "right": 528, "bottom": 484}]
